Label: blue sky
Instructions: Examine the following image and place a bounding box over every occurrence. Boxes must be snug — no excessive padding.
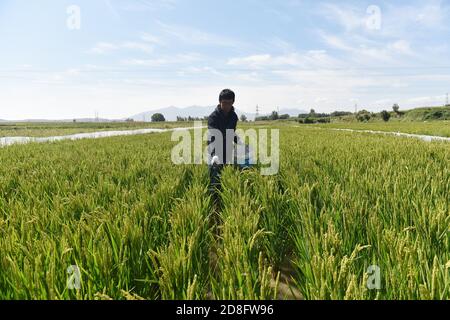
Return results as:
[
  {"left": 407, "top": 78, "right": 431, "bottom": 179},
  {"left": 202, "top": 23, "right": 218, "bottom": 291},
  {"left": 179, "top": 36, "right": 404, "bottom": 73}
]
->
[{"left": 1, "top": 0, "right": 449, "bottom": 119}]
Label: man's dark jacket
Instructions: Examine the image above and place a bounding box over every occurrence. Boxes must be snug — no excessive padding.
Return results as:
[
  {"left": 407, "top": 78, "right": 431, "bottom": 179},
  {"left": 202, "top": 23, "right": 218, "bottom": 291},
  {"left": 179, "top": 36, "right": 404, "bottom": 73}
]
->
[{"left": 207, "top": 105, "right": 239, "bottom": 164}]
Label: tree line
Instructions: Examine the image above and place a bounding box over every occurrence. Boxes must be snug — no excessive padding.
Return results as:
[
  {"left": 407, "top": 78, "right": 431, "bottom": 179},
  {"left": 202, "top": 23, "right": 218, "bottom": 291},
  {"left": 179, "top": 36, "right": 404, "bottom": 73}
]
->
[{"left": 127, "top": 104, "right": 405, "bottom": 123}]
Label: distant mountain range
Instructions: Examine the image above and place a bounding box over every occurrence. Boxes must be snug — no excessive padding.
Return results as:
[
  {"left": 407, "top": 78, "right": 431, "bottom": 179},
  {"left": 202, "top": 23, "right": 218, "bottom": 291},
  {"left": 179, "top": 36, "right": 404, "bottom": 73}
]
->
[{"left": 130, "top": 106, "right": 308, "bottom": 122}]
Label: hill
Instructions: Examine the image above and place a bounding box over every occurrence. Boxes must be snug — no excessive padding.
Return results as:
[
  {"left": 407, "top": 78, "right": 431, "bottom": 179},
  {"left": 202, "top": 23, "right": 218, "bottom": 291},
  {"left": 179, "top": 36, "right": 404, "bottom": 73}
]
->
[{"left": 403, "top": 106, "right": 450, "bottom": 121}]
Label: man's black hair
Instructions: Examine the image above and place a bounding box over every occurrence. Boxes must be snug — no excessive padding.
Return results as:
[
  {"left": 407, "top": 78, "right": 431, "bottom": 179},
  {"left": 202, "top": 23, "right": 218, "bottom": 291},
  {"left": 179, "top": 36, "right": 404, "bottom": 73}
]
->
[{"left": 219, "top": 89, "right": 235, "bottom": 102}]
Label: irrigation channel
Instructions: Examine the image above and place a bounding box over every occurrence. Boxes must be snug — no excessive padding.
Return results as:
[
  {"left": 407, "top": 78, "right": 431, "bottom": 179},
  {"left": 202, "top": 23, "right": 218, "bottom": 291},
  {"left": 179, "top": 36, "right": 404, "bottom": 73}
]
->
[
  {"left": 0, "top": 126, "right": 205, "bottom": 147},
  {"left": 326, "top": 128, "right": 450, "bottom": 142}
]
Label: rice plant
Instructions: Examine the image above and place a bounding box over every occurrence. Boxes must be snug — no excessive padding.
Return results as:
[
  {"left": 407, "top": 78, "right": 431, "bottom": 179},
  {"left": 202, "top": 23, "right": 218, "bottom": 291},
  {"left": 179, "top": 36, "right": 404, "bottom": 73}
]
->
[{"left": 0, "top": 125, "right": 448, "bottom": 300}]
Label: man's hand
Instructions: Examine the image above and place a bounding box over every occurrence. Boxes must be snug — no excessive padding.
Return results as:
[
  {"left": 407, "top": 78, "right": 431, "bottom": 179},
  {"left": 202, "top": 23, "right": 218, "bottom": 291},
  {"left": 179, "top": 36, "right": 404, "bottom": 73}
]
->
[
  {"left": 211, "top": 155, "right": 220, "bottom": 166},
  {"left": 235, "top": 134, "right": 244, "bottom": 146}
]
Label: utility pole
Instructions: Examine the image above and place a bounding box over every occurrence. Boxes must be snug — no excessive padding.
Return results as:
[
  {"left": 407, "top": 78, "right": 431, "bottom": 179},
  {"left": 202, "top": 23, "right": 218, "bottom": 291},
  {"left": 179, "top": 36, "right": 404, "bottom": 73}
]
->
[
  {"left": 446, "top": 93, "right": 449, "bottom": 106},
  {"left": 256, "top": 105, "right": 259, "bottom": 118}
]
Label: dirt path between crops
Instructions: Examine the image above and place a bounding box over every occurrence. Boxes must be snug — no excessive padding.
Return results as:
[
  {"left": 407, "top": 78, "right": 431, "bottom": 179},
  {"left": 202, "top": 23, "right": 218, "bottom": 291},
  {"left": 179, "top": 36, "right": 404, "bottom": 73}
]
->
[
  {"left": 271, "top": 256, "right": 303, "bottom": 300},
  {"left": 207, "top": 196, "right": 302, "bottom": 300}
]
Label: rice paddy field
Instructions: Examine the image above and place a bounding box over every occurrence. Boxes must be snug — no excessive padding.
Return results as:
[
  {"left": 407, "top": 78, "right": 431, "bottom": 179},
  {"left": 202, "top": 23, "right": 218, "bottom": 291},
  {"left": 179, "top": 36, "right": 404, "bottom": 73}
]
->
[
  {"left": 316, "top": 121, "right": 450, "bottom": 138},
  {"left": 0, "top": 122, "right": 449, "bottom": 300},
  {"left": 0, "top": 122, "right": 195, "bottom": 138}
]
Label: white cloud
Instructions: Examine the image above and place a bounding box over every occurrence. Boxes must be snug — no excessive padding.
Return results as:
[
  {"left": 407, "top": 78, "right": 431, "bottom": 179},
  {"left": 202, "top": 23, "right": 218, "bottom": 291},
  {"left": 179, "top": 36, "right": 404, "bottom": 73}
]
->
[
  {"left": 235, "top": 72, "right": 262, "bottom": 82},
  {"left": 180, "top": 66, "right": 224, "bottom": 77},
  {"left": 265, "top": 38, "right": 297, "bottom": 53},
  {"left": 319, "top": 1, "right": 449, "bottom": 36},
  {"left": 121, "top": 42, "right": 154, "bottom": 53},
  {"left": 120, "top": 0, "right": 177, "bottom": 11},
  {"left": 228, "top": 54, "right": 272, "bottom": 68},
  {"left": 319, "top": 31, "right": 418, "bottom": 63},
  {"left": 122, "top": 58, "right": 169, "bottom": 67},
  {"left": 156, "top": 21, "right": 242, "bottom": 48},
  {"left": 319, "top": 33, "right": 354, "bottom": 51},
  {"left": 141, "top": 33, "right": 164, "bottom": 45},
  {"left": 122, "top": 53, "right": 202, "bottom": 66},
  {"left": 383, "top": 1, "right": 450, "bottom": 35},
  {"left": 388, "top": 40, "right": 414, "bottom": 56},
  {"left": 90, "top": 41, "right": 153, "bottom": 54},
  {"left": 103, "top": 0, "right": 121, "bottom": 19},
  {"left": 319, "top": 3, "right": 368, "bottom": 32},
  {"left": 90, "top": 42, "right": 118, "bottom": 54},
  {"left": 315, "top": 97, "right": 329, "bottom": 103},
  {"left": 227, "top": 51, "right": 342, "bottom": 69}
]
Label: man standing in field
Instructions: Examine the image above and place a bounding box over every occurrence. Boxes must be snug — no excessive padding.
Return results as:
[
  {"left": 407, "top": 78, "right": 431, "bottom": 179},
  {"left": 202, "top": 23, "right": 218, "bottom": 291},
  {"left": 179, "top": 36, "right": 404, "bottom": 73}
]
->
[{"left": 207, "top": 89, "right": 239, "bottom": 203}]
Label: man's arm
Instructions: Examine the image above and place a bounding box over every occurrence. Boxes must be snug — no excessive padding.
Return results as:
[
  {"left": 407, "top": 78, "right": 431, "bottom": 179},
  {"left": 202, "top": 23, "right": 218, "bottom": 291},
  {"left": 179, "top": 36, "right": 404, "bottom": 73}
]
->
[
  {"left": 208, "top": 114, "right": 218, "bottom": 129},
  {"left": 233, "top": 114, "right": 239, "bottom": 144},
  {"left": 207, "top": 115, "right": 218, "bottom": 162}
]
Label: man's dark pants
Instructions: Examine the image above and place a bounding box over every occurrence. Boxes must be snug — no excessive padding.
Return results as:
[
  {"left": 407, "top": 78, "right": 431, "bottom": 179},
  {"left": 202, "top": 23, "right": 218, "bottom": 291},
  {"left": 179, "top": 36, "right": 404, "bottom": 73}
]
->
[{"left": 208, "top": 164, "right": 224, "bottom": 207}]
